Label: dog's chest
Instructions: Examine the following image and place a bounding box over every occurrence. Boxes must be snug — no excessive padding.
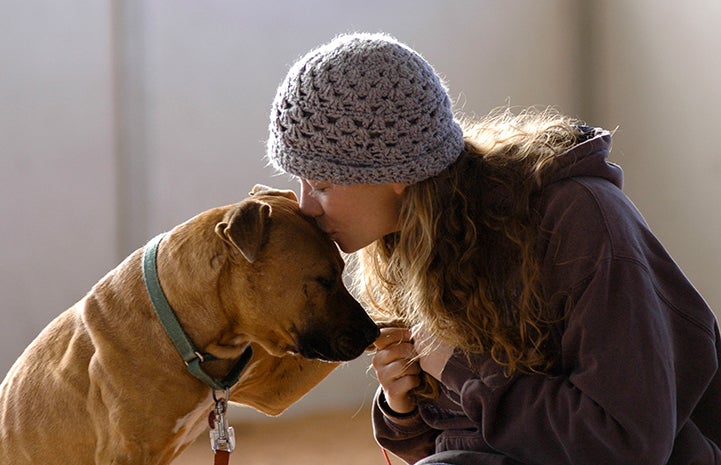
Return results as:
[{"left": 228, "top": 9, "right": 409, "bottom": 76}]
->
[{"left": 171, "top": 395, "right": 214, "bottom": 456}]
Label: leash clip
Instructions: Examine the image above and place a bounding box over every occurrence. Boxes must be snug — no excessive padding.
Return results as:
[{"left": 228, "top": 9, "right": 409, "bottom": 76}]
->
[{"left": 209, "top": 388, "right": 235, "bottom": 453}]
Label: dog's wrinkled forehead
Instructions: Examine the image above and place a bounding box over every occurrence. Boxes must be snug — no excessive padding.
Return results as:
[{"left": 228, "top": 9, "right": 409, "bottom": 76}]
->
[
  {"left": 250, "top": 183, "right": 297, "bottom": 201},
  {"left": 250, "top": 185, "right": 332, "bottom": 242}
]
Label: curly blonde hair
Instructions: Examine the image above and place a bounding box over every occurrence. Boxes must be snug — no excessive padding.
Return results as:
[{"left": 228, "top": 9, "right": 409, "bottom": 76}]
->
[{"left": 354, "top": 107, "right": 583, "bottom": 375}]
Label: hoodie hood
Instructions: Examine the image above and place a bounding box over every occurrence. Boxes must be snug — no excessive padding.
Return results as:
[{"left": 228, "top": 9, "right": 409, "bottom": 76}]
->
[
  {"left": 540, "top": 126, "right": 623, "bottom": 190},
  {"left": 479, "top": 126, "right": 622, "bottom": 214}
]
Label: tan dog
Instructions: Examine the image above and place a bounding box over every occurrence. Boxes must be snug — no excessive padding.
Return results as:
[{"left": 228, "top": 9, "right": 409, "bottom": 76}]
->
[{"left": 0, "top": 185, "right": 379, "bottom": 465}]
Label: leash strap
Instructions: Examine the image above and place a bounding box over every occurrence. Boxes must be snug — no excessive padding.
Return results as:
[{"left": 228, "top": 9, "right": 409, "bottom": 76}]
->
[
  {"left": 382, "top": 448, "right": 393, "bottom": 465},
  {"left": 142, "top": 233, "right": 253, "bottom": 391},
  {"left": 214, "top": 451, "right": 230, "bottom": 465}
]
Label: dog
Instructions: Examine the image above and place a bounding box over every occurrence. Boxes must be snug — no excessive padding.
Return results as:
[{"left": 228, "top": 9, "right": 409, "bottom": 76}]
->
[{"left": 0, "top": 185, "right": 379, "bottom": 465}]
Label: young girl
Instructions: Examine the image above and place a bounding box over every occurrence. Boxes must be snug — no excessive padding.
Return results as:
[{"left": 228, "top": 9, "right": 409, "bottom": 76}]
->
[{"left": 266, "top": 32, "right": 720, "bottom": 465}]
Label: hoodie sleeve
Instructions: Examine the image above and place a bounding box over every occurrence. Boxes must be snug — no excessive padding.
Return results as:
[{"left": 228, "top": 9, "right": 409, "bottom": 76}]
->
[
  {"left": 372, "top": 386, "right": 438, "bottom": 464},
  {"left": 440, "top": 176, "right": 720, "bottom": 464}
]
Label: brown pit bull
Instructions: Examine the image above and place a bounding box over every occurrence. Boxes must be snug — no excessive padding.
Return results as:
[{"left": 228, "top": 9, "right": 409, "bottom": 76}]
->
[{"left": 0, "top": 185, "right": 379, "bottom": 465}]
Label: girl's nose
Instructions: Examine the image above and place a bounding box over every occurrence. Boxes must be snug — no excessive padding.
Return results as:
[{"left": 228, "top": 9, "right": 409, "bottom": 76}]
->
[{"left": 298, "top": 180, "right": 323, "bottom": 217}]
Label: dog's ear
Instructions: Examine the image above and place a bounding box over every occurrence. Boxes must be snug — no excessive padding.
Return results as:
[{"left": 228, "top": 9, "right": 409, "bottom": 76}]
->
[
  {"left": 215, "top": 200, "right": 271, "bottom": 263},
  {"left": 250, "top": 184, "right": 298, "bottom": 201}
]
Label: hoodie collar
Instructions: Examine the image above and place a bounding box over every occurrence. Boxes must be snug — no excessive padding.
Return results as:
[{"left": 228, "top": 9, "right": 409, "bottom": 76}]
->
[{"left": 540, "top": 126, "right": 623, "bottom": 190}]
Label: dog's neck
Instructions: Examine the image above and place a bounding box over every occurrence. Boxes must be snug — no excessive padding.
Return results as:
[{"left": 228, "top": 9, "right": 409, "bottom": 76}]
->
[
  {"left": 144, "top": 232, "right": 254, "bottom": 390},
  {"left": 120, "top": 224, "right": 254, "bottom": 404},
  {"left": 154, "top": 222, "right": 252, "bottom": 364}
]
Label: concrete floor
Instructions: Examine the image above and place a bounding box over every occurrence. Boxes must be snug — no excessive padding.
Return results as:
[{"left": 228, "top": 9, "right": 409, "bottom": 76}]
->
[{"left": 170, "top": 407, "right": 404, "bottom": 465}]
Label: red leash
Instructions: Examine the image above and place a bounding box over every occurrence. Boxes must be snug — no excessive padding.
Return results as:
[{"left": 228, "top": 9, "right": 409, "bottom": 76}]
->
[
  {"left": 214, "top": 450, "right": 230, "bottom": 465},
  {"left": 381, "top": 447, "right": 393, "bottom": 465},
  {"left": 209, "top": 389, "right": 236, "bottom": 465},
  {"left": 213, "top": 450, "right": 230, "bottom": 465},
  {"left": 209, "top": 385, "right": 393, "bottom": 465}
]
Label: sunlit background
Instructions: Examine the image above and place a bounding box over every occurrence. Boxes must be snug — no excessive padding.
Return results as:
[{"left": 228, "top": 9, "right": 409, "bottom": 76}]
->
[{"left": 1, "top": 1, "right": 719, "bottom": 462}]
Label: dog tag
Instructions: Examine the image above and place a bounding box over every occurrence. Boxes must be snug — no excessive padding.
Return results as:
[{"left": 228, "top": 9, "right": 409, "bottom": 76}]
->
[{"left": 209, "top": 396, "right": 236, "bottom": 453}]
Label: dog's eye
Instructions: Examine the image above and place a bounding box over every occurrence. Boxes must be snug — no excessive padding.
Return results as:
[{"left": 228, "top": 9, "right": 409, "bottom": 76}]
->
[{"left": 314, "top": 276, "right": 335, "bottom": 290}]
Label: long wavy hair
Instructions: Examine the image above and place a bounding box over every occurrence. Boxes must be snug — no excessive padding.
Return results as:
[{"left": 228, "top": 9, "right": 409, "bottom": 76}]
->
[{"left": 354, "top": 107, "right": 583, "bottom": 375}]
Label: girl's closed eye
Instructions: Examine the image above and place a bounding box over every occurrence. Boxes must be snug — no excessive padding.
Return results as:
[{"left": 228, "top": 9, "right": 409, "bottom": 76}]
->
[{"left": 308, "top": 181, "right": 332, "bottom": 195}]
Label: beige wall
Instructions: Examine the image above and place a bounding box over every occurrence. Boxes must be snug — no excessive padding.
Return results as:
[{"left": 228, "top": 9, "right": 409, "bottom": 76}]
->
[
  {"left": 0, "top": 1, "right": 118, "bottom": 370},
  {"left": 1, "top": 0, "right": 718, "bottom": 418},
  {"left": 588, "top": 1, "right": 721, "bottom": 317}
]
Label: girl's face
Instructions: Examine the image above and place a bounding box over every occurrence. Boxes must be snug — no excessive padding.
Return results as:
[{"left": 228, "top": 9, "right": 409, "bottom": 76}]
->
[{"left": 298, "top": 179, "right": 407, "bottom": 253}]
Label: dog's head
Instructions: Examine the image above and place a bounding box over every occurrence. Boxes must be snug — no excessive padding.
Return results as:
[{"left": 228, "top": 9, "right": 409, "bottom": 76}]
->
[{"left": 213, "top": 184, "right": 379, "bottom": 362}]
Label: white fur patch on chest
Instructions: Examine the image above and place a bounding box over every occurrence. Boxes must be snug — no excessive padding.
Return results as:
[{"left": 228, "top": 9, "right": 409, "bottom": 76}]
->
[{"left": 171, "top": 393, "right": 214, "bottom": 455}]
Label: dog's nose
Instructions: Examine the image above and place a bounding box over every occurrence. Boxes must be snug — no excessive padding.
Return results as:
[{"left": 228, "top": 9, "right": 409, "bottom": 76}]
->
[
  {"left": 338, "top": 321, "right": 379, "bottom": 360},
  {"left": 333, "top": 330, "right": 377, "bottom": 361},
  {"left": 363, "top": 322, "right": 381, "bottom": 345},
  {"left": 297, "top": 320, "right": 380, "bottom": 362}
]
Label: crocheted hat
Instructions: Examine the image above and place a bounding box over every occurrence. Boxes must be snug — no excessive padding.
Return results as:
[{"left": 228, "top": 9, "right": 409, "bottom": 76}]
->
[{"left": 267, "top": 33, "right": 464, "bottom": 185}]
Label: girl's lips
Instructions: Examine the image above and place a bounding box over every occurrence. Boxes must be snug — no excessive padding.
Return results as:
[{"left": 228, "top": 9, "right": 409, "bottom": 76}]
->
[
  {"left": 317, "top": 223, "right": 336, "bottom": 237},
  {"left": 324, "top": 229, "right": 342, "bottom": 244},
  {"left": 315, "top": 220, "right": 341, "bottom": 242}
]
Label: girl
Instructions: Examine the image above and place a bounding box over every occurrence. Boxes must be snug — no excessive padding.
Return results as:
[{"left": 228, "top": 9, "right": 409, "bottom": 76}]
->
[{"left": 266, "top": 32, "right": 720, "bottom": 464}]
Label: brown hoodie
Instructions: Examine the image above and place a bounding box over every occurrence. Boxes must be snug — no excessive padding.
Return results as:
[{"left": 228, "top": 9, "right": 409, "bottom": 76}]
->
[{"left": 373, "top": 128, "right": 720, "bottom": 464}]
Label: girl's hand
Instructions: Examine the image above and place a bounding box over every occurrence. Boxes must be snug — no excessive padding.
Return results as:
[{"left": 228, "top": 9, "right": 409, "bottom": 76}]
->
[
  {"left": 372, "top": 327, "right": 421, "bottom": 415},
  {"left": 412, "top": 324, "right": 455, "bottom": 381}
]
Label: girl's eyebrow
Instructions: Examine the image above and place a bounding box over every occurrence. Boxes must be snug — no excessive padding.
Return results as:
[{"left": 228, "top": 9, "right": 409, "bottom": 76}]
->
[{"left": 308, "top": 180, "right": 332, "bottom": 188}]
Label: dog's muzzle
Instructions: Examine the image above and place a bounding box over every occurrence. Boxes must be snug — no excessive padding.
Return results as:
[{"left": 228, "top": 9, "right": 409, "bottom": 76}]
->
[{"left": 297, "top": 321, "right": 380, "bottom": 362}]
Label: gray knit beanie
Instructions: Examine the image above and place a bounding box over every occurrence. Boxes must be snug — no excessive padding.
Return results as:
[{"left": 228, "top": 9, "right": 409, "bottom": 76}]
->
[{"left": 267, "top": 33, "right": 464, "bottom": 185}]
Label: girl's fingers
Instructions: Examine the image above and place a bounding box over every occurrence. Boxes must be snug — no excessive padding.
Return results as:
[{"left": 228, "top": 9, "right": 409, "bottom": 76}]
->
[{"left": 374, "top": 327, "right": 413, "bottom": 350}]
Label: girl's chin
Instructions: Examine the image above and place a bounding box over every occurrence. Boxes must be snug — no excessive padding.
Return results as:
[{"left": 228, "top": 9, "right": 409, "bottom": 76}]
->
[
  {"left": 334, "top": 237, "right": 363, "bottom": 254},
  {"left": 336, "top": 243, "right": 357, "bottom": 254}
]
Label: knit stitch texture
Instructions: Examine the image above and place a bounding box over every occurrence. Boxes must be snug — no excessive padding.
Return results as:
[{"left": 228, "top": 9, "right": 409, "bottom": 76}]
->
[{"left": 267, "top": 33, "right": 464, "bottom": 185}]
